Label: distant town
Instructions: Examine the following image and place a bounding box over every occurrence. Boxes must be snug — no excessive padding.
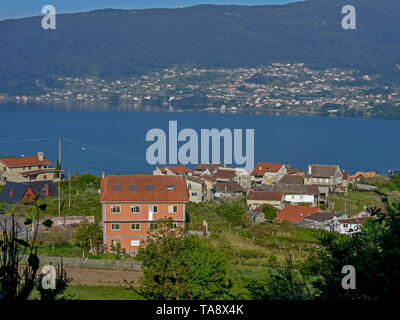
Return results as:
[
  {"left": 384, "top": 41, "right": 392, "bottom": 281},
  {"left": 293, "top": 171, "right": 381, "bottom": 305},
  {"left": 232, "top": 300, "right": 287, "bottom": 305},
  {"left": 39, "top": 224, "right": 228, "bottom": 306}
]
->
[{"left": 2, "top": 63, "right": 400, "bottom": 119}]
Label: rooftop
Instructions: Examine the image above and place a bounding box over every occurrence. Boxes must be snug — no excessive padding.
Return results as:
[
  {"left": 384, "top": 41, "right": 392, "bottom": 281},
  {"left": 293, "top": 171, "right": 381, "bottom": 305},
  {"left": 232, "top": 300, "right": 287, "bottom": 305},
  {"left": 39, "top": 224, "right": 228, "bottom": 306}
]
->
[
  {"left": 274, "top": 205, "right": 322, "bottom": 223},
  {"left": 0, "top": 154, "right": 52, "bottom": 168},
  {"left": 247, "top": 190, "right": 284, "bottom": 201},
  {"left": 100, "top": 175, "right": 189, "bottom": 202},
  {"left": 252, "top": 163, "right": 284, "bottom": 175}
]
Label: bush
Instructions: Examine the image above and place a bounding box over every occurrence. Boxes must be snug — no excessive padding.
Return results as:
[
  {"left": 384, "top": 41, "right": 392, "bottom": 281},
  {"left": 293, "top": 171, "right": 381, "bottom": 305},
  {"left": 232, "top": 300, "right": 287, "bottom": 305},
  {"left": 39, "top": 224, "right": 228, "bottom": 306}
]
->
[
  {"left": 216, "top": 199, "right": 248, "bottom": 226},
  {"left": 262, "top": 206, "right": 278, "bottom": 221}
]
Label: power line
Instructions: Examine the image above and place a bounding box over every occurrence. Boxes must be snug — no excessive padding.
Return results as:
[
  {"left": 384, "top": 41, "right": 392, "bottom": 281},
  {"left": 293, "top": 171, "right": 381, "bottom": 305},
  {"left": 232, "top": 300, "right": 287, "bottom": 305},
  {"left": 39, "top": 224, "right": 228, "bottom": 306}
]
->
[
  {"left": 0, "top": 138, "right": 57, "bottom": 144},
  {"left": 66, "top": 163, "right": 152, "bottom": 175},
  {"left": 62, "top": 138, "right": 147, "bottom": 163}
]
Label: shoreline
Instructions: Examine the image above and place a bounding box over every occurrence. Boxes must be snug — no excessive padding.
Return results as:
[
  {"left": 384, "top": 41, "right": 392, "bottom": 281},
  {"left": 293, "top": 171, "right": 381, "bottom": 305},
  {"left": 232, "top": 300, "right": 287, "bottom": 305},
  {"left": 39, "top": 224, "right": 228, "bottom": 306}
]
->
[{"left": 0, "top": 101, "right": 397, "bottom": 122}]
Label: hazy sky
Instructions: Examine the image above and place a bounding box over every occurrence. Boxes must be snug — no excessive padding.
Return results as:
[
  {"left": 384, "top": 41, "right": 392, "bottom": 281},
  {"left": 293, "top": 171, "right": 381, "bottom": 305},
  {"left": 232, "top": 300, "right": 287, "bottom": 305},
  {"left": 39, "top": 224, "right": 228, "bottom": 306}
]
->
[{"left": 0, "top": 0, "right": 301, "bottom": 20}]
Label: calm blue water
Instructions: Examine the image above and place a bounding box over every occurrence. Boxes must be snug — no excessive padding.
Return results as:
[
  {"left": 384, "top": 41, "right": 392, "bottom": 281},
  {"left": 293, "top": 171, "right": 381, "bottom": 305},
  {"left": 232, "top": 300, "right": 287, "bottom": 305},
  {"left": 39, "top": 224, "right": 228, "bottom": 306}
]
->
[{"left": 0, "top": 103, "right": 399, "bottom": 175}]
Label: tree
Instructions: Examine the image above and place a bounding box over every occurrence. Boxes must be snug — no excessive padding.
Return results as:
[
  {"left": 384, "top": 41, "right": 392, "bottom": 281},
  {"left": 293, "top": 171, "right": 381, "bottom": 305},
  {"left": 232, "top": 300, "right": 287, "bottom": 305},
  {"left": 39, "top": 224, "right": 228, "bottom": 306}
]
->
[
  {"left": 73, "top": 221, "right": 103, "bottom": 255},
  {"left": 183, "top": 236, "right": 229, "bottom": 300},
  {"left": 261, "top": 205, "right": 277, "bottom": 221},
  {"left": 216, "top": 199, "right": 248, "bottom": 226},
  {"left": 302, "top": 193, "right": 400, "bottom": 300},
  {"left": 133, "top": 218, "right": 229, "bottom": 300},
  {"left": 390, "top": 172, "right": 400, "bottom": 189},
  {"left": 134, "top": 219, "right": 188, "bottom": 300},
  {"left": 246, "top": 254, "right": 314, "bottom": 300},
  {"left": 55, "top": 158, "right": 61, "bottom": 179}
]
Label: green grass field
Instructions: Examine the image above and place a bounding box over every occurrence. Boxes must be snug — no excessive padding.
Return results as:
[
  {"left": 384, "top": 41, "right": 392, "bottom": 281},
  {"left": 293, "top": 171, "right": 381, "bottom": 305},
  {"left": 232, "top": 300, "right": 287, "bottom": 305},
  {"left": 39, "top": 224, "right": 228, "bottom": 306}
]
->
[
  {"left": 330, "top": 191, "right": 382, "bottom": 216},
  {"left": 66, "top": 285, "right": 145, "bottom": 300},
  {"left": 29, "top": 285, "right": 145, "bottom": 300}
]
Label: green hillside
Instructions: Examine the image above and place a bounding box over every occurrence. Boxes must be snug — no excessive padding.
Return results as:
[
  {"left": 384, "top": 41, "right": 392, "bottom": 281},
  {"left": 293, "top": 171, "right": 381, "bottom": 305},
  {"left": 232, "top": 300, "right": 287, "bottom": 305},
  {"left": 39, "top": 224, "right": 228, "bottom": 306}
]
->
[{"left": 0, "top": 0, "right": 399, "bottom": 94}]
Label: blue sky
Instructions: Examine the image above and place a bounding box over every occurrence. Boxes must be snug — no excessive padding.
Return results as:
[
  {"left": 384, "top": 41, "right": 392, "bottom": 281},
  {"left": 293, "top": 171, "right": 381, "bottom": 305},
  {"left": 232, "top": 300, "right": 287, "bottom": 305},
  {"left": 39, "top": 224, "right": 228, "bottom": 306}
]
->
[{"left": 0, "top": 0, "right": 301, "bottom": 20}]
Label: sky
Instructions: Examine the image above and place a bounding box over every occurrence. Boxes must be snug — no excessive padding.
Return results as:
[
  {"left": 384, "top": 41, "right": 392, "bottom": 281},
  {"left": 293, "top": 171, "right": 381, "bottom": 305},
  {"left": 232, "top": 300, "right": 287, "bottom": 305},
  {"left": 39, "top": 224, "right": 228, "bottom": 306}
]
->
[{"left": 0, "top": 0, "right": 301, "bottom": 20}]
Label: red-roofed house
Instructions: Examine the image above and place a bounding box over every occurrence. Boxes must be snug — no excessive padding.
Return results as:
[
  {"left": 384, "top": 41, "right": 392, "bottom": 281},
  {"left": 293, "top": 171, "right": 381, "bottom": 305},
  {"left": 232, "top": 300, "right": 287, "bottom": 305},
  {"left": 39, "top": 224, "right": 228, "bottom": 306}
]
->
[
  {"left": 349, "top": 171, "right": 378, "bottom": 183},
  {"left": 0, "top": 152, "right": 61, "bottom": 184},
  {"left": 100, "top": 174, "right": 189, "bottom": 253},
  {"left": 153, "top": 165, "right": 192, "bottom": 176},
  {"left": 274, "top": 205, "right": 322, "bottom": 223},
  {"left": 251, "top": 163, "right": 287, "bottom": 186}
]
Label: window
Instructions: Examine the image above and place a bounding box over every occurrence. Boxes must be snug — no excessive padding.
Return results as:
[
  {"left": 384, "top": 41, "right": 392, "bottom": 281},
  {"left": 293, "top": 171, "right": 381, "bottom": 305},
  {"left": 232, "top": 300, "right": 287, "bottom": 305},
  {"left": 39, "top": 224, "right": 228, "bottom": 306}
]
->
[
  {"left": 131, "top": 240, "right": 140, "bottom": 247},
  {"left": 111, "top": 205, "right": 121, "bottom": 214},
  {"left": 325, "top": 178, "right": 329, "bottom": 183},
  {"left": 343, "top": 224, "right": 348, "bottom": 228},
  {"left": 171, "top": 222, "right": 178, "bottom": 230},
  {"left": 113, "top": 185, "right": 122, "bottom": 191},
  {"left": 129, "top": 185, "right": 138, "bottom": 191},
  {"left": 150, "top": 205, "right": 158, "bottom": 213},
  {"left": 43, "top": 175, "right": 47, "bottom": 180},
  {"left": 131, "top": 223, "right": 141, "bottom": 230},
  {"left": 191, "top": 192, "right": 197, "bottom": 197},
  {"left": 188, "top": 183, "right": 192, "bottom": 190},
  {"left": 150, "top": 223, "right": 158, "bottom": 230},
  {"left": 166, "top": 184, "right": 175, "bottom": 190},
  {"left": 111, "top": 223, "right": 121, "bottom": 231},
  {"left": 168, "top": 205, "right": 178, "bottom": 213},
  {"left": 146, "top": 185, "right": 154, "bottom": 190},
  {"left": 131, "top": 205, "right": 141, "bottom": 213}
]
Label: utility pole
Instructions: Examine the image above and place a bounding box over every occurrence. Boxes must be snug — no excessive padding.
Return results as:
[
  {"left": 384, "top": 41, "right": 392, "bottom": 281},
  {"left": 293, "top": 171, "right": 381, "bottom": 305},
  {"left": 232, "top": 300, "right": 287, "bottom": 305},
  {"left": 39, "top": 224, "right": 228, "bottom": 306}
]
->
[
  {"left": 58, "top": 138, "right": 61, "bottom": 217},
  {"left": 68, "top": 167, "right": 71, "bottom": 212}
]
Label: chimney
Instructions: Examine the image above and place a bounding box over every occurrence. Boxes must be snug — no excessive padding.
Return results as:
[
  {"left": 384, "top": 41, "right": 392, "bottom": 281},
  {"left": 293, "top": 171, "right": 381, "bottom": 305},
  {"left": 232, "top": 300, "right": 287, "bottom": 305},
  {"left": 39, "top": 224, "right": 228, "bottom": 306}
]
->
[
  {"left": 38, "top": 152, "right": 44, "bottom": 161},
  {"left": 308, "top": 166, "right": 312, "bottom": 175},
  {"left": 101, "top": 171, "right": 105, "bottom": 179}
]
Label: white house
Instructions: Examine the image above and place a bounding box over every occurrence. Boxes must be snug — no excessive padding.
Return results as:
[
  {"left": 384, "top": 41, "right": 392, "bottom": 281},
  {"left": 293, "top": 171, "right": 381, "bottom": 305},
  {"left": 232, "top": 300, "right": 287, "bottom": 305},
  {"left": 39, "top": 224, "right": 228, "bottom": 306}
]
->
[{"left": 332, "top": 217, "right": 369, "bottom": 234}]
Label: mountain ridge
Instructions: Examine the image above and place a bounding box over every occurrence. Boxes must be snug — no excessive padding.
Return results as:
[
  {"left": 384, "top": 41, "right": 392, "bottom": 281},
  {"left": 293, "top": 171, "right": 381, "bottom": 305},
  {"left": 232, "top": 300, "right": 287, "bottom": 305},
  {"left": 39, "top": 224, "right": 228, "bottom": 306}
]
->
[{"left": 0, "top": 0, "right": 399, "bottom": 94}]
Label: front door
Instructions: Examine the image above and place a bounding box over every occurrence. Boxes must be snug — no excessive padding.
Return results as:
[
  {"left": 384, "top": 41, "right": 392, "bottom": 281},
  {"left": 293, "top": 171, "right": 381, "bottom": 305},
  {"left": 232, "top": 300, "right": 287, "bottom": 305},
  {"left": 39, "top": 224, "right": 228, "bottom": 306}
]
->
[{"left": 148, "top": 206, "right": 154, "bottom": 221}]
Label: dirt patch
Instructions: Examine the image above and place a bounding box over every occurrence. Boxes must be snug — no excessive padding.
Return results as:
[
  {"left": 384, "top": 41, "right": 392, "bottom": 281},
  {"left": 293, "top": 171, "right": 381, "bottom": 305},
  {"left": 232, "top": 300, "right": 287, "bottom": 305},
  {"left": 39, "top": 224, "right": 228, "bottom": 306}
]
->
[{"left": 64, "top": 267, "right": 142, "bottom": 287}]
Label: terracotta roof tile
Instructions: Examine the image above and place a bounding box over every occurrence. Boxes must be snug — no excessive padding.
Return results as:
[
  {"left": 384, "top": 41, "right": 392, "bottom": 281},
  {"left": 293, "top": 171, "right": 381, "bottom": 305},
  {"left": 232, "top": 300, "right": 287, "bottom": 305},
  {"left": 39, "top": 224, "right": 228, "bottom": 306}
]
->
[
  {"left": 252, "top": 163, "right": 284, "bottom": 175},
  {"left": 0, "top": 156, "right": 52, "bottom": 168},
  {"left": 166, "top": 165, "right": 192, "bottom": 174},
  {"left": 274, "top": 205, "right": 322, "bottom": 223},
  {"left": 100, "top": 175, "right": 189, "bottom": 202}
]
